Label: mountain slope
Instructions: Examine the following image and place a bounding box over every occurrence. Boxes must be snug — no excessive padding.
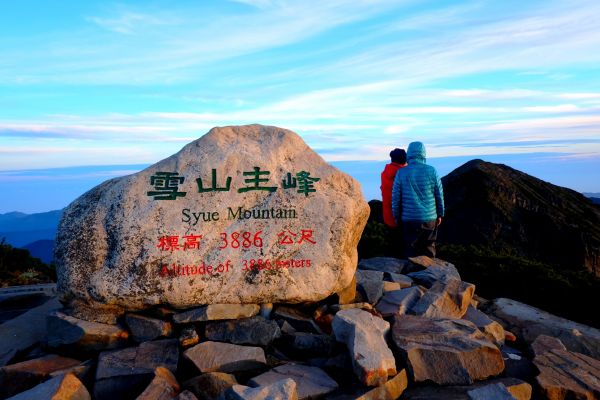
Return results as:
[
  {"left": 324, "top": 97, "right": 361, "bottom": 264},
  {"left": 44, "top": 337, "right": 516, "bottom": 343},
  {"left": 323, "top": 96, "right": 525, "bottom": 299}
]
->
[
  {"left": 0, "top": 210, "right": 63, "bottom": 247},
  {"left": 439, "top": 159, "right": 600, "bottom": 277}
]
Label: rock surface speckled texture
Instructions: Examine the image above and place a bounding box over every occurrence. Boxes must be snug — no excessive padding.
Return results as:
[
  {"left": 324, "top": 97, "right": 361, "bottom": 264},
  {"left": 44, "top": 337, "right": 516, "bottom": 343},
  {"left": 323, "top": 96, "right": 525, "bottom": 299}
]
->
[{"left": 55, "top": 125, "right": 369, "bottom": 311}]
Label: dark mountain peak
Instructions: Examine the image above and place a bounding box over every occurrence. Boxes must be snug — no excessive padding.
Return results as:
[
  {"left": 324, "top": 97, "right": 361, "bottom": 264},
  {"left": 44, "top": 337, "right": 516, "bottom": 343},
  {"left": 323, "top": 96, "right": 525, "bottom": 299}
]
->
[{"left": 440, "top": 159, "right": 600, "bottom": 277}]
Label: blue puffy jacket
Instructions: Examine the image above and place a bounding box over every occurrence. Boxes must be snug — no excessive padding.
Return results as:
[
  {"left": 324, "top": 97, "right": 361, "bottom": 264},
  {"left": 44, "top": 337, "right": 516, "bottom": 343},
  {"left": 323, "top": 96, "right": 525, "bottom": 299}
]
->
[{"left": 392, "top": 142, "right": 445, "bottom": 223}]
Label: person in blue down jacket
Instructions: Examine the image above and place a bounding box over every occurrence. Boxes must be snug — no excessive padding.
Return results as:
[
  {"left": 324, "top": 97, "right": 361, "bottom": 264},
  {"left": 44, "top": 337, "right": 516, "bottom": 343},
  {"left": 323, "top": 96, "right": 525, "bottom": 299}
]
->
[{"left": 391, "top": 141, "right": 445, "bottom": 257}]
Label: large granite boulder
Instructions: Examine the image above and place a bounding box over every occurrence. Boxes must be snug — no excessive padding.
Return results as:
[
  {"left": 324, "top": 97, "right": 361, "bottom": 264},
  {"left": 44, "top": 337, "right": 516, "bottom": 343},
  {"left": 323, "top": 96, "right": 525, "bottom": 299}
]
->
[{"left": 56, "top": 125, "right": 369, "bottom": 311}]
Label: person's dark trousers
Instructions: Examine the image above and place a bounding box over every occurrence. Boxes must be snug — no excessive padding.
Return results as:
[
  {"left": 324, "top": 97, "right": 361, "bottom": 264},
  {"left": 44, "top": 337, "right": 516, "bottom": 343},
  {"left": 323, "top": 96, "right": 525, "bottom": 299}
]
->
[
  {"left": 403, "top": 220, "right": 438, "bottom": 258},
  {"left": 384, "top": 225, "right": 404, "bottom": 258}
]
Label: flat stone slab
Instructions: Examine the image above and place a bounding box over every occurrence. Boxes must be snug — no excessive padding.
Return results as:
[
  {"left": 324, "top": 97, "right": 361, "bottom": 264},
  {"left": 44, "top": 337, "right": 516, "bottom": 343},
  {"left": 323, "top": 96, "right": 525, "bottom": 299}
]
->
[
  {"left": 483, "top": 298, "right": 600, "bottom": 360},
  {"left": 173, "top": 304, "right": 259, "bottom": 324},
  {"left": 0, "top": 297, "right": 61, "bottom": 367},
  {"left": 6, "top": 372, "right": 90, "bottom": 400},
  {"left": 248, "top": 364, "right": 338, "bottom": 400},
  {"left": 534, "top": 348, "right": 600, "bottom": 400},
  {"left": 392, "top": 315, "right": 504, "bottom": 385},
  {"left": 183, "top": 341, "right": 266, "bottom": 373},
  {"left": 55, "top": 125, "right": 369, "bottom": 310},
  {"left": 205, "top": 316, "right": 281, "bottom": 346},
  {"left": 333, "top": 308, "right": 396, "bottom": 386},
  {"left": 47, "top": 311, "right": 129, "bottom": 352},
  {"left": 358, "top": 258, "right": 407, "bottom": 274}
]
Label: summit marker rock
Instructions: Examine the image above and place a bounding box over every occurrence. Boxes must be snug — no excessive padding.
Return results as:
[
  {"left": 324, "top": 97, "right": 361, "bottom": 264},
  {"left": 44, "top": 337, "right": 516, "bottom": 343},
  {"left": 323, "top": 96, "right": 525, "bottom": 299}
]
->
[{"left": 55, "top": 125, "right": 369, "bottom": 311}]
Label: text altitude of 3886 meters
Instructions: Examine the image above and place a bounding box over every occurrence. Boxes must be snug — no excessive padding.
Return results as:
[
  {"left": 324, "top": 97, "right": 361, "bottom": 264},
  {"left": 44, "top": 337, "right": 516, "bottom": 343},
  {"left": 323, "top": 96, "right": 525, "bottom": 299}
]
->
[{"left": 148, "top": 167, "right": 321, "bottom": 277}]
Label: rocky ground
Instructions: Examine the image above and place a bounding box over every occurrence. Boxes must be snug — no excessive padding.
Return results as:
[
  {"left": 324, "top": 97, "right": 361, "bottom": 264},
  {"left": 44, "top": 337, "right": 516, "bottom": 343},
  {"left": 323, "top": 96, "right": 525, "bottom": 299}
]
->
[{"left": 1, "top": 256, "right": 599, "bottom": 400}]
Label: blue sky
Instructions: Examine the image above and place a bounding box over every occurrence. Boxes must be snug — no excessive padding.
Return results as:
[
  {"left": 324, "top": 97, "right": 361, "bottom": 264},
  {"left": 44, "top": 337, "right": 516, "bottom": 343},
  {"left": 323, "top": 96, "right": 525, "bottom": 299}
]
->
[{"left": 1, "top": 0, "right": 600, "bottom": 212}]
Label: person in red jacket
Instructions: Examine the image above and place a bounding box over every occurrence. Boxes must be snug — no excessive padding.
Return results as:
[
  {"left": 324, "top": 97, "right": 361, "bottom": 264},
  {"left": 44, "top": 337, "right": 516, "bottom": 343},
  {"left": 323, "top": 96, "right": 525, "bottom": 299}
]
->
[{"left": 380, "top": 148, "right": 407, "bottom": 256}]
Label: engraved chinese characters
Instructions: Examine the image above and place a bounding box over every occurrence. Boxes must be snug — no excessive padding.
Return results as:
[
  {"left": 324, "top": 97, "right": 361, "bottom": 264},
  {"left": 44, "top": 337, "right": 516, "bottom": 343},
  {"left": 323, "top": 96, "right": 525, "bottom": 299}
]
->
[{"left": 55, "top": 124, "right": 369, "bottom": 310}]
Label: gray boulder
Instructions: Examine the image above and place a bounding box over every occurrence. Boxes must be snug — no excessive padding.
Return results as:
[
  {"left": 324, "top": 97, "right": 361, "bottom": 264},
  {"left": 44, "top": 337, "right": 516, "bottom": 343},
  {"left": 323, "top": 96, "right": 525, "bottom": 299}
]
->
[
  {"left": 332, "top": 309, "right": 396, "bottom": 386},
  {"left": 183, "top": 341, "right": 266, "bottom": 373},
  {"left": 355, "top": 270, "right": 384, "bottom": 305}
]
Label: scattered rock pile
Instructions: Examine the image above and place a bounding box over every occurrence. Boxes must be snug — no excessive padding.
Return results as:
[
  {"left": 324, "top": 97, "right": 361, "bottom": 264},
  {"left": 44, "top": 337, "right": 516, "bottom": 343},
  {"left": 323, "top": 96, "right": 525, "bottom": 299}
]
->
[{"left": 1, "top": 256, "right": 600, "bottom": 399}]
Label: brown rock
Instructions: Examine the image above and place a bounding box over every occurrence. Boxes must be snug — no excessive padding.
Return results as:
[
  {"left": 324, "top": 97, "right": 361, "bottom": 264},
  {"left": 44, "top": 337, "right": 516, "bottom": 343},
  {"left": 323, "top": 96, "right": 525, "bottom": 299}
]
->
[
  {"left": 530, "top": 334, "right": 567, "bottom": 357},
  {"left": 179, "top": 327, "right": 200, "bottom": 348},
  {"left": 136, "top": 367, "right": 180, "bottom": 400},
  {"left": 64, "top": 299, "right": 124, "bottom": 324},
  {"left": 0, "top": 354, "right": 82, "bottom": 399},
  {"left": 6, "top": 372, "right": 90, "bottom": 400},
  {"left": 392, "top": 315, "right": 504, "bottom": 385},
  {"left": 335, "top": 275, "right": 357, "bottom": 304},
  {"left": 462, "top": 305, "right": 505, "bottom": 346},
  {"left": 534, "top": 348, "right": 600, "bottom": 400},
  {"left": 410, "top": 278, "right": 475, "bottom": 319},
  {"left": 354, "top": 369, "right": 408, "bottom": 400},
  {"left": 183, "top": 372, "right": 237, "bottom": 400},
  {"left": 183, "top": 341, "right": 266, "bottom": 373},
  {"left": 173, "top": 304, "right": 259, "bottom": 324}
]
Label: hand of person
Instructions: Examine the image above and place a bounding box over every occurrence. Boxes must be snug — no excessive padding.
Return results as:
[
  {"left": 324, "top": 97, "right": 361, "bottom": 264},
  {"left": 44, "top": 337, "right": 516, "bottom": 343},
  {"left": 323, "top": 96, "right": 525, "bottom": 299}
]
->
[{"left": 436, "top": 217, "right": 443, "bottom": 226}]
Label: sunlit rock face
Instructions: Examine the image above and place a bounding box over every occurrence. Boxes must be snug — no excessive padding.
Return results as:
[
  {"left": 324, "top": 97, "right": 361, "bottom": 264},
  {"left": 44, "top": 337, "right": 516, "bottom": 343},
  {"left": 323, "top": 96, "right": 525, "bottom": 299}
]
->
[{"left": 55, "top": 124, "right": 369, "bottom": 311}]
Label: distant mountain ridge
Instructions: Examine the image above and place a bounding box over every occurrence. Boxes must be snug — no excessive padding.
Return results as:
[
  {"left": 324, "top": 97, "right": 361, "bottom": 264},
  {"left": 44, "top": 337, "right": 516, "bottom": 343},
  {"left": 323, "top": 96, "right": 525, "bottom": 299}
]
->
[
  {"left": 440, "top": 159, "right": 600, "bottom": 277},
  {"left": 0, "top": 209, "right": 63, "bottom": 249}
]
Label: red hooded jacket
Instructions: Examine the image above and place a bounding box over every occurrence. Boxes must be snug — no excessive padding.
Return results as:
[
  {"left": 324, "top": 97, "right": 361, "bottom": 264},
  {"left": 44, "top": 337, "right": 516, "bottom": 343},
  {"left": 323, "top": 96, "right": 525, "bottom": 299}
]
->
[{"left": 380, "top": 162, "right": 405, "bottom": 227}]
